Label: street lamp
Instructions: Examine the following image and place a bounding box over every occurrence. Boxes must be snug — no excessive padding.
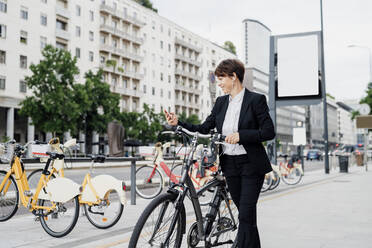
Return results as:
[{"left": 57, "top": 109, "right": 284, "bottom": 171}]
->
[{"left": 348, "top": 45, "right": 372, "bottom": 84}]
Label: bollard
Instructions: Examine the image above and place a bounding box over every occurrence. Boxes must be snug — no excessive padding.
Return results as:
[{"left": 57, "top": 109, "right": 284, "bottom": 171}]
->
[{"left": 131, "top": 159, "right": 136, "bottom": 205}]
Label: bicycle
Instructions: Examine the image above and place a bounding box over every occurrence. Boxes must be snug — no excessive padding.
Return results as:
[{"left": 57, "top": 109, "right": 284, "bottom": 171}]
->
[
  {"left": 135, "top": 140, "right": 219, "bottom": 204},
  {"left": 268, "top": 156, "right": 304, "bottom": 189},
  {"left": 0, "top": 140, "right": 81, "bottom": 237},
  {"left": 129, "top": 126, "right": 239, "bottom": 248},
  {"left": 27, "top": 138, "right": 127, "bottom": 229}
]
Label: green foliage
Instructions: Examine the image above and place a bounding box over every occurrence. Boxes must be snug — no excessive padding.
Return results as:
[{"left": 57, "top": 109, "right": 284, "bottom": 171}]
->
[
  {"left": 1, "top": 136, "right": 10, "bottom": 143},
  {"left": 73, "top": 70, "right": 120, "bottom": 135},
  {"left": 133, "top": 0, "right": 157, "bottom": 12},
  {"left": 105, "top": 59, "right": 117, "bottom": 71},
  {"left": 117, "top": 104, "right": 166, "bottom": 145},
  {"left": 223, "top": 41, "right": 237, "bottom": 55},
  {"left": 351, "top": 110, "right": 360, "bottom": 120},
  {"left": 19, "top": 45, "right": 81, "bottom": 135},
  {"left": 178, "top": 112, "right": 201, "bottom": 125}
]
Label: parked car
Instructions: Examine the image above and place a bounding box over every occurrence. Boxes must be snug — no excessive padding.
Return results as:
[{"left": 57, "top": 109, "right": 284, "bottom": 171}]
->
[{"left": 306, "top": 149, "right": 323, "bottom": 161}]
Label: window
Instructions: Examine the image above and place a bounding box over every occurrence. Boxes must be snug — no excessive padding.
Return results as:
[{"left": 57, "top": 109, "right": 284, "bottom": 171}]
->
[
  {"left": 160, "top": 89, "right": 163, "bottom": 97},
  {"left": 168, "top": 44, "right": 171, "bottom": 52},
  {"left": 56, "top": 20, "right": 67, "bottom": 30},
  {"left": 100, "top": 55, "right": 105, "bottom": 64},
  {"left": 168, "top": 75, "right": 171, "bottom": 83},
  {"left": 0, "top": 76, "right": 5, "bottom": 89},
  {"left": 76, "top": 5, "right": 81, "bottom": 16},
  {"left": 20, "top": 6, "right": 28, "bottom": 20},
  {"left": 168, "top": 29, "right": 171, "bottom": 36},
  {"left": 152, "top": 87, "right": 155, "bottom": 96},
  {"left": 19, "top": 80, "right": 27, "bottom": 93},
  {"left": 41, "top": 0, "right": 47, "bottom": 3},
  {"left": 40, "top": 36, "right": 47, "bottom": 50},
  {"left": 0, "top": 50, "right": 5, "bottom": 64},
  {"left": 143, "top": 84, "right": 146, "bottom": 93},
  {"left": 89, "top": 31, "right": 94, "bottom": 41},
  {"left": 89, "top": 10, "right": 94, "bottom": 21},
  {"left": 0, "top": 24, "right": 6, "bottom": 38},
  {"left": 0, "top": 1, "right": 7, "bottom": 13},
  {"left": 152, "top": 21, "right": 155, "bottom": 30},
  {"left": 160, "top": 56, "right": 164, "bottom": 66},
  {"left": 160, "top": 41, "right": 163, "bottom": 49},
  {"left": 40, "top": 14, "right": 47, "bottom": 26},
  {"left": 75, "top": 47, "right": 80, "bottom": 58},
  {"left": 20, "top": 55, "right": 27, "bottom": 69},
  {"left": 20, "top": 31, "right": 27, "bottom": 44},
  {"left": 168, "top": 91, "right": 171, "bottom": 98},
  {"left": 76, "top": 26, "right": 81, "bottom": 37},
  {"left": 160, "top": 73, "right": 163, "bottom": 81},
  {"left": 89, "top": 51, "right": 94, "bottom": 62},
  {"left": 100, "top": 35, "right": 106, "bottom": 44},
  {"left": 56, "top": 41, "right": 67, "bottom": 50},
  {"left": 123, "top": 7, "right": 127, "bottom": 16}
]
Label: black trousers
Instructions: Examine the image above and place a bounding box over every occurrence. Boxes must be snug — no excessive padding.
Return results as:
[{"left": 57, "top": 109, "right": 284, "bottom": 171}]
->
[{"left": 220, "top": 154, "right": 265, "bottom": 248}]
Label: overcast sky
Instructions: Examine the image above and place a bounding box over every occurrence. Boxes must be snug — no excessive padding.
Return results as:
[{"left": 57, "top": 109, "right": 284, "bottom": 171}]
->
[{"left": 151, "top": 0, "right": 372, "bottom": 102}]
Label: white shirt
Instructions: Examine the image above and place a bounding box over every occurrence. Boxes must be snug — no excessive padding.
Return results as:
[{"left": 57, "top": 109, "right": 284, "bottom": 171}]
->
[{"left": 222, "top": 89, "right": 247, "bottom": 155}]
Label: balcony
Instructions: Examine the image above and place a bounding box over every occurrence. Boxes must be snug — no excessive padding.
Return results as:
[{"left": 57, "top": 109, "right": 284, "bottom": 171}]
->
[
  {"left": 100, "top": 24, "right": 144, "bottom": 44},
  {"left": 114, "top": 87, "right": 144, "bottom": 97},
  {"left": 175, "top": 99, "right": 200, "bottom": 109},
  {"left": 174, "top": 83, "right": 200, "bottom": 94},
  {"left": 56, "top": 5, "right": 70, "bottom": 19},
  {"left": 175, "top": 53, "right": 202, "bottom": 67},
  {"left": 174, "top": 68, "right": 202, "bottom": 82},
  {"left": 100, "top": 4, "right": 145, "bottom": 27},
  {"left": 55, "top": 28, "right": 70, "bottom": 40},
  {"left": 175, "top": 37, "right": 202, "bottom": 53}
]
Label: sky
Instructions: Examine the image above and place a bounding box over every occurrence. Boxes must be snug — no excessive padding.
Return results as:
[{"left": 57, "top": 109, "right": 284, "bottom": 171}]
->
[{"left": 151, "top": 0, "right": 372, "bottom": 102}]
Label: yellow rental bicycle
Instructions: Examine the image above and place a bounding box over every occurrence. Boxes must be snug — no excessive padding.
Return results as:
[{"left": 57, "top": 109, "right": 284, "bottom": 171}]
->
[
  {"left": 27, "top": 138, "right": 127, "bottom": 229},
  {"left": 0, "top": 140, "right": 81, "bottom": 237}
]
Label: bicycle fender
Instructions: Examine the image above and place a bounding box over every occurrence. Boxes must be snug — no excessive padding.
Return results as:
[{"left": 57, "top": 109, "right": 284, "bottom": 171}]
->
[
  {"left": 81, "top": 175, "right": 126, "bottom": 205},
  {"left": 38, "top": 177, "right": 80, "bottom": 203}
]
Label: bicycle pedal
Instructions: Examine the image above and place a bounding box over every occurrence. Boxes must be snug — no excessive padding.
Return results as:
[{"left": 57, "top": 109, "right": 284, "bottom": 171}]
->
[
  {"left": 24, "top": 190, "right": 33, "bottom": 197},
  {"left": 34, "top": 216, "right": 40, "bottom": 222},
  {"left": 51, "top": 213, "right": 58, "bottom": 219}
]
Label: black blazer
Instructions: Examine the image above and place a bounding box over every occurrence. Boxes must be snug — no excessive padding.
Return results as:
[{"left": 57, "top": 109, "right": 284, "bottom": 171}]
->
[{"left": 179, "top": 88, "right": 275, "bottom": 175}]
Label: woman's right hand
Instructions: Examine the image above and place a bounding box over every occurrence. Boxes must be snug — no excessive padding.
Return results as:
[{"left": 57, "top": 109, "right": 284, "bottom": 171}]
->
[{"left": 164, "top": 109, "right": 178, "bottom": 126}]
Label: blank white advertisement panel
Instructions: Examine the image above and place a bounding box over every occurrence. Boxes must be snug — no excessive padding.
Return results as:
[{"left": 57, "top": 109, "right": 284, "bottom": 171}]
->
[{"left": 277, "top": 35, "right": 319, "bottom": 98}]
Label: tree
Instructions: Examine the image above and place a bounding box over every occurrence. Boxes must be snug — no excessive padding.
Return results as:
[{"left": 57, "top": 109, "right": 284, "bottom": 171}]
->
[
  {"left": 73, "top": 70, "right": 120, "bottom": 135},
  {"left": 117, "top": 104, "right": 166, "bottom": 145},
  {"left": 223, "top": 41, "right": 237, "bottom": 55},
  {"left": 133, "top": 0, "right": 157, "bottom": 12},
  {"left": 178, "top": 112, "right": 201, "bottom": 125},
  {"left": 19, "top": 45, "right": 80, "bottom": 136}
]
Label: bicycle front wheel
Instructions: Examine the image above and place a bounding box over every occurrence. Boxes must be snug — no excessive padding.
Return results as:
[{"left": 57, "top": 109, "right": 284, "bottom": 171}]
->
[
  {"left": 282, "top": 167, "right": 302, "bottom": 185},
  {"left": 39, "top": 195, "right": 80, "bottom": 237},
  {"left": 27, "top": 169, "right": 56, "bottom": 193},
  {"left": 129, "top": 193, "right": 185, "bottom": 248},
  {"left": 0, "top": 170, "right": 19, "bottom": 221},
  {"left": 83, "top": 189, "right": 124, "bottom": 229},
  {"left": 136, "top": 165, "right": 164, "bottom": 199}
]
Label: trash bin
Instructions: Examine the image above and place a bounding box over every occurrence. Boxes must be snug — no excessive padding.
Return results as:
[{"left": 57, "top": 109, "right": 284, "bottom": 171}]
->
[
  {"left": 356, "top": 154, "right": 364, "bottom": 166},
  {"left": 338, "top": 155, "right": 349, "bottom": 173}
]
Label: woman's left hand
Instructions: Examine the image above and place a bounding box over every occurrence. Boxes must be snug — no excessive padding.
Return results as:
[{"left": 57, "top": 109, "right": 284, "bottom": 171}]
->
[{"left": 225, "top": 133, "right": 240, "bottom": 144}]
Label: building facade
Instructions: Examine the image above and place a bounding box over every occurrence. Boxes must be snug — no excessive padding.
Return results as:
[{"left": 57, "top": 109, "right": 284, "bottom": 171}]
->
[{"left": 0, "top": 0, "right": 235, "bottom": 144}]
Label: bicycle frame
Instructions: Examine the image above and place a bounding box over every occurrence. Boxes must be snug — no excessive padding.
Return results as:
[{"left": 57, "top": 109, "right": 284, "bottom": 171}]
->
[{"left": 0, "top": 155, "right": 56, "bottom": 212}]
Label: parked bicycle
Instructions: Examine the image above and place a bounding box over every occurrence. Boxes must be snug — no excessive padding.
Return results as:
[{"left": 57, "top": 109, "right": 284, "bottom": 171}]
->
[
  {"left": 0, "top": 140, "right": 81, "bottom": 237},
  {"left": 27, "top": 138, "right": 127, "bottom": 229},
  {"left": 268, "top": 156, "right": 304, "bottom": 190},
  {"left": 129, "top": 126, "right": 239, "bottom": 248}
]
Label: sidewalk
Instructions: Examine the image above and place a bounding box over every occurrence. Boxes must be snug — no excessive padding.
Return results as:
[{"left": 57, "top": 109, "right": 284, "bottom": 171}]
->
[{"left": 0, "top": 165, "right": 371, "bottom": 248}]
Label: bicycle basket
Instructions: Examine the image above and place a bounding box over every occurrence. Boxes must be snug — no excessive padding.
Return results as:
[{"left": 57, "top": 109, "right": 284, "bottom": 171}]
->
[{"left": 0, "top": 143, "right": 14, "bottom": 163}]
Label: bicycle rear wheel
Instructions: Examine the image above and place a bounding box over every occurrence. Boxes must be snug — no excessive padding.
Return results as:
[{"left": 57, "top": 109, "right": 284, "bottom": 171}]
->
[
  {"left": 269, "top": 171, "right": 280, "bottom": 190},
  {"left": 136, "top": 165, "right": 164, "bottom": 199},
  {"left": 39, "top": 195, "right": 80, "bottom": 237},
  {"left": 282, "top": 167, "right": 302, "bottom": 185},
  {"left": 260, "top": 173, "right": 273, "bottom": 192},
  {"left": 0, "top": 170, "right": 19, "bottom": 221},
  {"left": 83, "top": 189, "right": 124, "bottom": 229},
  {"left": 129, "top": 193, "right": 185, "bottom": 248}
]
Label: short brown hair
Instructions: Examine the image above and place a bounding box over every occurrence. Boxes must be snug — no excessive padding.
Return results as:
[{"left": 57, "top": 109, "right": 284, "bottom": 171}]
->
[{"left": 214, "top": 59, "right": 245, "bottom": 83}]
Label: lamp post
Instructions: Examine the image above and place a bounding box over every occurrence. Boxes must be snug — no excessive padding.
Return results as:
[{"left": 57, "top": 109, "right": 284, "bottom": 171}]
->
[{"left": 348, "top": 45, "right": 372, "bottom": 171}]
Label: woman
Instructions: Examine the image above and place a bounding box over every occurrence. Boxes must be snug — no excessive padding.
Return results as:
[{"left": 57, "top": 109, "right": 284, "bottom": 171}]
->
[{"left": 164, "top": 59, "right": 275, "bottom": 248}]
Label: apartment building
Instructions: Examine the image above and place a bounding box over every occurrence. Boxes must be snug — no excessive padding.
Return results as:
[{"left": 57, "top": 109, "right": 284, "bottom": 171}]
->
[{"left": 0, "top": 0, "right": 235, "bottom": 144}]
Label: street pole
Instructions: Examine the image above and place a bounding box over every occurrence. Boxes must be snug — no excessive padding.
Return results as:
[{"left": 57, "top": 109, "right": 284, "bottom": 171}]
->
[
  {"left": 364, "top": 129, "right": 368, "bottom": 171},
  {"left": 320, "top": 0, "right": 330, "bottom": 174}
]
